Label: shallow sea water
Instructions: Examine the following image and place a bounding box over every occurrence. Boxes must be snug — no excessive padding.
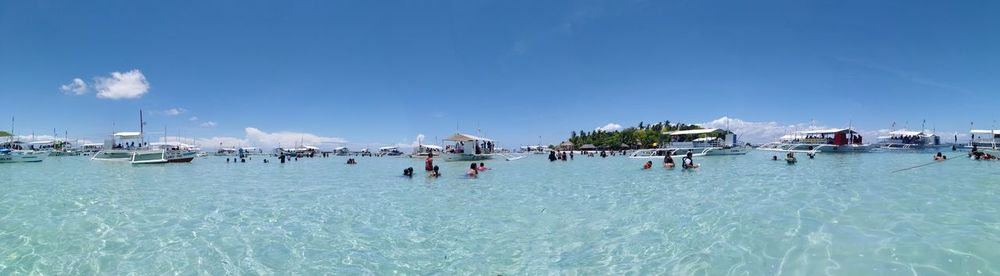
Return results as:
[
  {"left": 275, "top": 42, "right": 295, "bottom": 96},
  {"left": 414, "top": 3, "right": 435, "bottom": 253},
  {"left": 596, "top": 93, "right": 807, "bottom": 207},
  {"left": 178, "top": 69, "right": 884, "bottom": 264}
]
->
[{"left": 1, "top": 151, "right": 998, "bottom": 275}]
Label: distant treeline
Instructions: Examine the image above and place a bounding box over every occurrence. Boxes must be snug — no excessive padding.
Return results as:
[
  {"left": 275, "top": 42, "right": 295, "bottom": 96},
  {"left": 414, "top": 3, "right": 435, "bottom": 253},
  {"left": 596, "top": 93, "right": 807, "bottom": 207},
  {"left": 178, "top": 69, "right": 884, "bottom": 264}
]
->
[
  {"left": 0, "top": 131, "right": 11, "bottom": 137},
  {"left": 566, "top": 121, "right": 703, "bottom": 149}
]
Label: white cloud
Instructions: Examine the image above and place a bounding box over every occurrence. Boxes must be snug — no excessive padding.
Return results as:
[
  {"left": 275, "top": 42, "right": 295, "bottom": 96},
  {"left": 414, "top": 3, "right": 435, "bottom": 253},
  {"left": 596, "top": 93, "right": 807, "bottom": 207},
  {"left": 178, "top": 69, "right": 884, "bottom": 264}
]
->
[
  {"left": 199, "top": 121, "right": 218, "bottom": 128},
  {"left": 59, "top": 78, "right": 87, "bottom": 95},
  {"left": 188, "top": 116, "right": 199, "bottom": 121},
  {"left": 164, "top": 108, "right": 186, "bottom": 116},
  {"left": 159, "top": 136, "right": 248, "bottom": 148},
  {"left": 95, "top": 69, "right": 150, "bottom": 100},
  {"left": 244, "top": 127, "right": 347, "bottom": 149},
  {"left": 698, "top": 116, "right": 817, "bottom": 144},
  {"left": 595, "top": 123, "right": 623, "bottom": 132}
]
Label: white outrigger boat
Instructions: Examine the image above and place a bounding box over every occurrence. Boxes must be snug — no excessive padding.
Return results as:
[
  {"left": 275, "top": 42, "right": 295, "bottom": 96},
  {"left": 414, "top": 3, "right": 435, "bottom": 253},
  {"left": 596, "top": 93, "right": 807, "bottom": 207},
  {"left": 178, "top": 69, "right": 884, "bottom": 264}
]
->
[
  {"left": 442, "top": 133, "right": 496, "bottom": 162},
  {"left": 378, "top": 146, "right": 404, "bottom": 156},
  {"left": 966, "top": 129, "right": 1000, "bottom": 150},
  {"left": 629, "top": 128, "right": 751, "bottom": 159},
  {"left": 1, "top": 117, "right": 47, "bottom": 163},
  {"left": 410, "top": 144, "right": 443, "bottom": 158},
  {"left": 90, "top": 132, "right": 171, "bottom": 164},
  {"left": 876, "top": 130, "right": 941, "bottom": 150},
  {"left": 758, "top": 128, "right": 872, "bottom": 153},
  {"left": 0, "top": 148, "right": 47, "bottom": 163}
]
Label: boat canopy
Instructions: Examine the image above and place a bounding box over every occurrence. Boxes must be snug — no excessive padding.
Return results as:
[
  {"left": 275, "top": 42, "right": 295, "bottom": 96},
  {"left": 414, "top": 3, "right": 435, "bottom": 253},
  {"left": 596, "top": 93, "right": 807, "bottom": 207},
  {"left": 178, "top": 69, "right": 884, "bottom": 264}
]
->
[
  {"left": 28, "top": 140, "right": 54, "bottom": 145},
  {"left": 666, "top": 128, "right": 727, "bottom": 136},
  {"left": 445, "top": 133, "right": 492, "bottom": 142},
  {"left": 693, "top": 137, "right": 720, "bottom": 142},
  {"left": 150, "top": 141, "right": 193, "bottom": 147},
  {"left": 379, "top": 146, "right": 398, "bottom": 150},
  {"left": 83, "top": 143, "right": 104, "bottom": 146},
  {"left": 114, "top": 132, "right": 143, "bottom": 139},
  {"left": 333, "top": 146, "right": 347, "bottom": 150},
  {"left": 302, "top": 145, "right": 319, "bottom": 150},
  {"left": 799, "top": 128, "right": 857, "bottom": 135},
  {"left": 418, "top": 144, "right": 443, "bottom": 150},
  {"left": 887, "top": 130, "right": 930, "bottom": 136},
  {"left": 970, "top": 129, "right": 1000, "bottom": 135}
]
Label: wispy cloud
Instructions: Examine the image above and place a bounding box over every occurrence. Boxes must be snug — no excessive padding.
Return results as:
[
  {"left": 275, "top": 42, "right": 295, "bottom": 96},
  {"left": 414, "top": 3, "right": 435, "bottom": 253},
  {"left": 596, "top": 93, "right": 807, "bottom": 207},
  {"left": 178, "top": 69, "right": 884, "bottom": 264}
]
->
[
  {"left": 837, "top": 58, "right": 971, "bottom": 94},
  {"left": 188, "top": 116, "right": 199, "bottom": 121},
  {"left": 163, "top": 108, "right": 186, "bottom": 116},
  {"left": 698, "top": 116, "right": 820, "bottom": 144},
  {"left": 199, "top": 121, "right": 218, "bottom": 128},
  {"left": 59, "top": 78, "right": 87, "bottom": 95},
  {"left": 245, "top": 127, "right": 347, "bottom": 148},
  {"left": 95, "top": 69, "right": 150, "bottom": 100}
]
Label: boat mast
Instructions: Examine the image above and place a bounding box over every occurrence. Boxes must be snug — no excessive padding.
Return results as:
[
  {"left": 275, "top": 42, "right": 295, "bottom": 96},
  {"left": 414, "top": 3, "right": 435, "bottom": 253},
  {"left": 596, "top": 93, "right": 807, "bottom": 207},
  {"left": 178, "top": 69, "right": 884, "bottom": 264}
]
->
[{"left": 139, "top": 109, "right": 145, "bottom": 144}]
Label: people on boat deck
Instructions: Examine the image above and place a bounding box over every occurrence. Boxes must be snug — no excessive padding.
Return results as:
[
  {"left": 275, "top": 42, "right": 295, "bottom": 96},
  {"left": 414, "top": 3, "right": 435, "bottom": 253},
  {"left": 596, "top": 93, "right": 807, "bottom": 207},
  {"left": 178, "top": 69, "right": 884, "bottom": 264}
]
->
[
  {"left": 430, "top": 165, "right": 441, "bottom": 177},
  {"left": 663, "top": 152, "right": 675, "bottom": 168},
  {"left": 786, "top": 152, "right": 797, "bottom": 164},
  {"left": 934, "top": 152, "right": 947, "bottom": 161},
  {"left": 425, "top": 153, "right": 434, "bottom": 171},
  {"left": 682, "top": 151, "right": 700, "bottom": 169},
  {"left": 478, "top": 162, "right": 489, "bottom": 171},
  {"left": 467, "top": 163, "right": 479, "bottom": 177},
  {"left": 642, "top": 161, "right": 653, "bottom": 170}
]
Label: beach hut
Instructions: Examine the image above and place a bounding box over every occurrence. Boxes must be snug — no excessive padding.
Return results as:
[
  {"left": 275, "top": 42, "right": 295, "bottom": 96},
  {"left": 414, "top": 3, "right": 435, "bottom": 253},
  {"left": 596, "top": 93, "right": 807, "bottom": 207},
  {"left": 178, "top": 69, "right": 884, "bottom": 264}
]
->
[
  {"left": 619, "top": 143, "right": 630, "bottom": 149},
  {"left": 579, "top": 144, "right": 597, "bottom": 151},
  {"left": 559, "top": 141, "right": 575, "bottom": 150}
]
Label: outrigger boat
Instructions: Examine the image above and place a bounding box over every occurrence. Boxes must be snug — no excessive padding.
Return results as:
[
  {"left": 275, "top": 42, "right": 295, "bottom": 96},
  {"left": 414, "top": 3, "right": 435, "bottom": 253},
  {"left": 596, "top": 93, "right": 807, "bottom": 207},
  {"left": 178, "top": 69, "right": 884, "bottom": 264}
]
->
[
  {"left": 410, "top": 144, "right": 443, "bottom": 158},
  {"left": 876, "top": 130, "right": 941, "bottom": 150},
  {"left": 333, "top": 147, "right": 350, "bottom": 156},
  {"left": 92, "top": 131, "right": 149, "bottom": 161},
  {"left": 758, "top": 128, "right": 872, "bottom": 153},
  {"left": 442, "top": 133, "right": 496, "bottom": 162},
  {"left": 1, "top": 117, "right": 47, "bottom": 163},
  {"left": 150, "top": 142, "right": 198, "bottom": 163},
  {"left": 966, "top": 129, "right": 1000, "bottom": 150},
  {"left": 378, "top": 146, "right": 404, "bottom": 156},
  {"left": 630, "top": 128, "right": 751, "bottom": 159}
]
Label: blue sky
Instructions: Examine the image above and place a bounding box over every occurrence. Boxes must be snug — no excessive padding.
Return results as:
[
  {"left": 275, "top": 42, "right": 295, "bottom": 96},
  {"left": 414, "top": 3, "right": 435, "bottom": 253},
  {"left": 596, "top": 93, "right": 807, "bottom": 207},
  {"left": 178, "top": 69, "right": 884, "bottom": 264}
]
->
[{"left": 1, "top": 0, "right": 998, "bottom": 148}]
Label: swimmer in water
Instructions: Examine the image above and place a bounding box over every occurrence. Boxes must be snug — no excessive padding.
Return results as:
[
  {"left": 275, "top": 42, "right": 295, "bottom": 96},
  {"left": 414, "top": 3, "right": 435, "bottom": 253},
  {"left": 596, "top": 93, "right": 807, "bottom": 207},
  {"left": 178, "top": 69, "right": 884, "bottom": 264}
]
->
[
  {"left": 642, "top": 161, "right": 653, "bottom": 170},
  {"left": 785, "top": 152, "right": 797, "bottom": 164},
  {"left": 478, "top": 162, "right": 489, "bottom": 171},
  {"left": 430, "top": 165, "right": 441, "bottom": 177},
  {"left": 934, "top": 152, "right": 946, "bottom": 161},
  {"left": 663, "top": 152, "right": 675, "bottom": 168},
  {"left": 467, "top": 163, "right": 479, "bottom": 177},
  {"left": 682, "top": 152, "right": 699, "bottom": 169}
]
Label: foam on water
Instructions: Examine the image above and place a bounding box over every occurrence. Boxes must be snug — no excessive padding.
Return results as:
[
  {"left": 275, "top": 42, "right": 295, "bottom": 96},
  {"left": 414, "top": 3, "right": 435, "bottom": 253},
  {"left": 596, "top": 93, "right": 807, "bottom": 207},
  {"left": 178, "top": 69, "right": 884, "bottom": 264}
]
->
[{"left": 1, "top": 152, "right": 998, "bottom": 274}]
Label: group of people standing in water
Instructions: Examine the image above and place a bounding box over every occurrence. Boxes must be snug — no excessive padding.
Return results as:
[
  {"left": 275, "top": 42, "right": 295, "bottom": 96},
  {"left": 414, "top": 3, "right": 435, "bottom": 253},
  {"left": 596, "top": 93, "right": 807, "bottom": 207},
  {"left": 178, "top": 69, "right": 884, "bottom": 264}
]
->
[
  {"left": 402, "top": 152, "right": 487, "bottom": 178},
  {"left": 643, "top": 150, "right": 700, "bottom": 170}
]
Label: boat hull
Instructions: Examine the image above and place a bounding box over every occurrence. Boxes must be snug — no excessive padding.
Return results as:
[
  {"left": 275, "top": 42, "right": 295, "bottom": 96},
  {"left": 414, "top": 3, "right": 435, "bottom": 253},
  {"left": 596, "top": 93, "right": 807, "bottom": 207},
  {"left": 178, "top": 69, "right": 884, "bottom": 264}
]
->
[
  {"left": 443, "top": 153, "right": 494, "bottom": 162},
  {"left": 131, "top": 150, "right": 168, "bottom": 164},
  {"left": 0, "top": 151, "right": 47, "bottom": 163}
]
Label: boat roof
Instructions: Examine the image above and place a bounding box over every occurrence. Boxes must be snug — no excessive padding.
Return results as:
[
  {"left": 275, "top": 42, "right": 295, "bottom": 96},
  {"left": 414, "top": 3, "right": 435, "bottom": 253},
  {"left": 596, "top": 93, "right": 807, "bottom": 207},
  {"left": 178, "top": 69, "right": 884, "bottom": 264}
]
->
[
  {"left": 887, "top": 130, "right": 932, "bottom": 136},
  {"left": 666, "top": 128, "right": 727, "bottom": 136},
  {"left": 28, "top": 140, "right": 54, "bottom": 145},
  {"left": 302, "top": 145, "right": 319, "bottom": 150},
  {"left": 150, "top": 141, "right": 194, "bottom": 147},
  {"left": 418, "top": 144, "right": 443, "bottom": 149},
  {"left": 113, "top": 132, "right": 143, "bottom": 139},
  {"left": 83, "top": 143, "right": 103, "bottom": 146},
  {"left": 379, "top": 146, "right": 398, "bottom": 150},
  {"left": 693, "top": 137, "right": 720, "bottom": 141},
  {"left": 333, "top": 146, "right": 347, "bottom": 150},
  {"left": 798, "top": 128, "right": 856, "bottom": 135},
  {"left": 445, "top": 133, "right": 492, "bottom": 142},
  {"left": 970, "top": 129, "right": 1000, "bottom": 134},
  {"left": 241, "top": 147, "right": 258, "bottom": 150}
]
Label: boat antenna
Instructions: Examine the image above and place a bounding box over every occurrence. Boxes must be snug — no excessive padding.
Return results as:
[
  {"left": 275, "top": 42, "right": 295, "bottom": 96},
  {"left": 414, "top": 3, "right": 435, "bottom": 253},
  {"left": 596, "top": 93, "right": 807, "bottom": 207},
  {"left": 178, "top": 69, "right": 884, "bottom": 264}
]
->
[{"left": 921, "top": 119, "right": 926, "bottom": 133}]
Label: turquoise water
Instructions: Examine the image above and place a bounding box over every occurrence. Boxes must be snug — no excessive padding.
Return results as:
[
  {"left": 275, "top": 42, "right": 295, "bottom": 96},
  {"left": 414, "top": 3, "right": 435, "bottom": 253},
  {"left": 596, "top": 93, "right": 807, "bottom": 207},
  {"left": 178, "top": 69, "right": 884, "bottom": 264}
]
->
[{"left": 1, "top": 152, "right": 998, "bottom": 274}]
